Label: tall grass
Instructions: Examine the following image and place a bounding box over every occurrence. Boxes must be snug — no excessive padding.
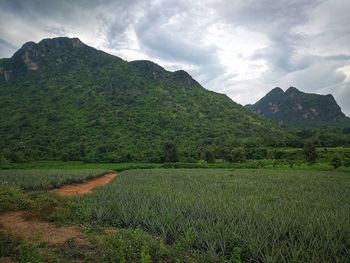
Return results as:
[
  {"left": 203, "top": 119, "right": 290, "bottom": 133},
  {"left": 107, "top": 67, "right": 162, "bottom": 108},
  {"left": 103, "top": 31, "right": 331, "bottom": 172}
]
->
[
  {"left": 74, "top": 169, "right": 350, "bottom": 262},
  {"left": 0, "top": 169, "right": 107, "bottom": 190}
]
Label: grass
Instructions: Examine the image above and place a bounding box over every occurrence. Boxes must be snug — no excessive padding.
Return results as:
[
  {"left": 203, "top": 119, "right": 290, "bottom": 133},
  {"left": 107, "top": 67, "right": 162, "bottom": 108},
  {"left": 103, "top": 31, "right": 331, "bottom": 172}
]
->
[
  {"left": 0, "top": 169, "right": 108, "bottom": 190},
  {"left": 73, "top": 168, "right": 350, "bottom": 262}
]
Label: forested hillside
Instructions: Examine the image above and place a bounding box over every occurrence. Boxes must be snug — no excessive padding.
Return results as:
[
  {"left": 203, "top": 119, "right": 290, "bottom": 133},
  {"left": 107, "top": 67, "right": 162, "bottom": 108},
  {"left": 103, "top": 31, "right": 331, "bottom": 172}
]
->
[{"left": 0, "top": 37, "right": 283, "bottom": 163}]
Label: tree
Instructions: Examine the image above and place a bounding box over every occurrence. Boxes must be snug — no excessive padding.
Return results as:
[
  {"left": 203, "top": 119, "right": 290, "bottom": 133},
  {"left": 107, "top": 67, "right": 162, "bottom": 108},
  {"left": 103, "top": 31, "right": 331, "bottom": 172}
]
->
[
  {"left": 303, "top": 143, "right": 318, "bottom": 164},
  {"left": 204, "top": 151, "right": 215, "bottom": 163},
  {"left": 162, "top": 142, "right": 179, "bottom": 163},
  {"left": 330, "top": 156, "right": 342, "bottom": 169},
  {"left": 231, "top": 148, "right": 246, "bottom": 163}
]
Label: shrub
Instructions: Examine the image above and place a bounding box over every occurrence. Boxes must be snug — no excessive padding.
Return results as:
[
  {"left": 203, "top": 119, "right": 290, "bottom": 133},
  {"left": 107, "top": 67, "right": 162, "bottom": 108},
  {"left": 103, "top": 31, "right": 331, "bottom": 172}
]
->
[
  {"left": 231, "top": 148, "right": 246, "bottom": 163},
  {"left": 0, "top": 186, "right": 31, "bottom": 212},
  {"left": 102, "top": 228, "right": 167, "bottom": 262},
  {"left": 330, "top": 156, "right": 342, "bottom": 169},
  {"left": 162, "top": 143, "right": 179, "bottom": 163},
  {"left": 303, "top": 143, "right": 318, "bottom": 164}
]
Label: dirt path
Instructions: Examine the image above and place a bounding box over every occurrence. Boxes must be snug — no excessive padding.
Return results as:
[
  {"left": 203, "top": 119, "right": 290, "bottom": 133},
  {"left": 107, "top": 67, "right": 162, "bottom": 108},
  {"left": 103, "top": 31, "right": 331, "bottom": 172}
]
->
[
  {"left": 0, "top": 211, "right": 86, "bottom": 245},
  {"left": 52, "top": 172, "right": 118, "bottom": 196}
]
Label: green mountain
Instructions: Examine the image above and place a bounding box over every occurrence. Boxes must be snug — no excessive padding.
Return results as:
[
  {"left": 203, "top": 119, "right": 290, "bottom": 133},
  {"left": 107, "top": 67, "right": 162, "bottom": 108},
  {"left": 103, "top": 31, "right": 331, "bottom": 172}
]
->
[
  {"left": 0, "top": 37, "right": 283, "bottom": 163},
  {"left": 246, "top": 87, "right": 350, "bottom": 127}
]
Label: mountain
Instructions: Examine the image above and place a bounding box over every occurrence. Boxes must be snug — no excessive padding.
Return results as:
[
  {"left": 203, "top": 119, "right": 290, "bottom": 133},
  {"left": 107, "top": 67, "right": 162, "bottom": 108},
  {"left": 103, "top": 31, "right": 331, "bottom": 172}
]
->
[
  {"left": 0, "top": 37, "right": 283, "bottom": 163},
  {"left": 246, "top": 87, "right": 350, "bottom": 127}
]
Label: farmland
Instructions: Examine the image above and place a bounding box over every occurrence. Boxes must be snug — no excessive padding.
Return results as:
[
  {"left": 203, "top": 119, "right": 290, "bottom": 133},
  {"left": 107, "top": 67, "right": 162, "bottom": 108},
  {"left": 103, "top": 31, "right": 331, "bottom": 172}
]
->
[
  {"left": 1, "top": 168, "right": 350, "bottom": 262},
  {"left": 0, "top": 169, "right": 108, "bottom": 190},
  {"left": 73, "top": 169, "right": 350, "bottom": 262}
]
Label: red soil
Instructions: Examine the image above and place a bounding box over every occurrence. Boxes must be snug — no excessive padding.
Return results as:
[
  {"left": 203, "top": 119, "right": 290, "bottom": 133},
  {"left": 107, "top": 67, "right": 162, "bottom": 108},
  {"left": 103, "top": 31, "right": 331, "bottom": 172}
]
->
[
  {"left": 52, "top": 172, "right": 118, "bottom": 196},
  {"left": 0, "top": 211, "right": 86, "bottom": 245}
]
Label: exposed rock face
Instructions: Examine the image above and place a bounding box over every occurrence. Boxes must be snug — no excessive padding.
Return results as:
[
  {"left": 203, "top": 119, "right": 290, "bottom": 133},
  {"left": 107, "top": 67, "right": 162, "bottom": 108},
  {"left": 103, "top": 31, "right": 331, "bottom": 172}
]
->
[
  {"left": 246, "top": 87, "right": 350, "bottom": 126},
  {"left": 0, "top": 37, "right": 86, "bottom": 81},
  {"left": 23, "top": 50, "right": 38, "bottom": 71},
  {"left": 4, "top": 70, "right": 12, "bottom": 81}
]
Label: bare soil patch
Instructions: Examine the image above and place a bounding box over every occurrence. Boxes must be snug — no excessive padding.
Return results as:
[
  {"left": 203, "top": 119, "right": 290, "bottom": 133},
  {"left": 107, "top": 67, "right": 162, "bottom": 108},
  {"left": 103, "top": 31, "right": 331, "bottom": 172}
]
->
[
  {"left": 0, "top": 211, "right": 86, "bottom": 245},
  {"left": 52, "top": 172, "right": 118, "bottom": 196}
]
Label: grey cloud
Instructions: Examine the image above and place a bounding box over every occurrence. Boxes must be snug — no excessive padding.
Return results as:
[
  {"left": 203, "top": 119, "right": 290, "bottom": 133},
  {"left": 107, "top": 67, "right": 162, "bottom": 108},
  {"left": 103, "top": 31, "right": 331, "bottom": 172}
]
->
[
  {"left": 0, "top": 0, "right": 350, "bottom": 115},
  {"left": 0, "top": 38, "right": 17, "bottom": 58},
  {"left": 336, "top": 83, "right": 350, "bottom": 117}
]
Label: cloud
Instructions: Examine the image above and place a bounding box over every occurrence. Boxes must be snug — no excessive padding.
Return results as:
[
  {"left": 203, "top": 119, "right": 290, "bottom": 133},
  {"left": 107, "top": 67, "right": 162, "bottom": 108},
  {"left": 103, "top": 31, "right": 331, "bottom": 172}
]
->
[
  {"left": 0, "top": 0, "right": 349, "bottom": 115},
  {"left": 0, "top": 38, "right": 17, "bottom": 58}
]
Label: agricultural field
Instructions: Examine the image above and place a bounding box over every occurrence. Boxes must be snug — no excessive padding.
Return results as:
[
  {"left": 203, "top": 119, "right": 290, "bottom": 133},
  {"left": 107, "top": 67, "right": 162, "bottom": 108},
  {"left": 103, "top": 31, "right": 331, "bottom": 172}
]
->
[
  {"left": 0, "top": 168, "right": 350, "bottom": 262},
  {"left": 0, "top": 169, "right": 108, "bottom": 190},
  {"left": 74, "top": 169, "right": 350, "bottom": 262}
]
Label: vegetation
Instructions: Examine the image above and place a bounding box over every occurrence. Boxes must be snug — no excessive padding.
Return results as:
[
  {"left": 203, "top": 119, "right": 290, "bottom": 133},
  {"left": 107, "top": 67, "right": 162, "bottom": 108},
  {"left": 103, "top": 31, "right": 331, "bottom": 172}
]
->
[
  {"left": 1, "top": 37, "right": 350, "bottom": 262},
  {"left": 0, "top": 185, "right": 171, "bottom": 262},
  {"left": 0, "top": 169, "right": 107, "bottom": 190},
  {"left": 247, "top": 87, "right": 350, "bottom": 126},
  {"left": 1, "top": 38, "right": 350, "bottom": 164},
  {"left": 0, "top": 37, "right": 286, "bottom": 164},
  {"left": 72, "top": 168, "right": 350, "bottom": 262},
  {"left": 330, "top": 156, "right": 342, "bottom": 169}
]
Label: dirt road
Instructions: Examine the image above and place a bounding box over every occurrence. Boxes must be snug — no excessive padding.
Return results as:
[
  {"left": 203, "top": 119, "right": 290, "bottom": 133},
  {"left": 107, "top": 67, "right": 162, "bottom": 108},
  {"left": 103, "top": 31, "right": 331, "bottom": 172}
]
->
[{"left": 52, "top": 172, "right": 118, "bottom": 196}]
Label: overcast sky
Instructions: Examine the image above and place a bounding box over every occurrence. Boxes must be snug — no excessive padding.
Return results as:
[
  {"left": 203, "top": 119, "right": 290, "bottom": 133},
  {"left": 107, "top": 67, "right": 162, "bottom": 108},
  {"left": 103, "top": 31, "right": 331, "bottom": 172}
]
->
[{"left": 1, "top": 0, "right": 350, "bottom": 115}]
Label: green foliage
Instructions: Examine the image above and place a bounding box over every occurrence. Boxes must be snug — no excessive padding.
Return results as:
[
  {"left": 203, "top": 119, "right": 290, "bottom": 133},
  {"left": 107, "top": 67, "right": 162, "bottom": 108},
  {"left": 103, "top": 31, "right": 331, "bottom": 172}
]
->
[
  {"left": 0, "top": 185, "right": 30, "bottom": 212},
  {"left": 248, "top": 86, "right": 350, "bottom": 127},
  {"left": 0, "top": 230, "right": 22, "bottom": 258},
  {"left": 303, "top": 143, "right": 318, "bottom": 164},
  {"left": 231, "top": 148, "right": 246, "bottom": 163},
  {"left": 0, "top": 231, "right": 42, "bottom": 263},
  {"left": 230, "top": 247, "right": 242, "bottom": 263},
  {"left": 204, "top": 150, "right": 215, "bottom": 163},
  {"left": 102, "top": 228, "right": 167, "bottom": 263},
  {"left": 330, "top": 156, "right": 342, "bottom": 169},
  {"left": 162, "top": 142, "right": 179, "bottom": 163},
  {"left": 0, "top": 169, "right": 107, "bottom": 190},
  {"left": 73, "top": 168, "right": 350, "bottom": 262},
  {"left": 288, "top": 126, "right": 350, "bottom": 148},
  {"left": 16, "top": 244, "right": 42, "bottom": 263},
  {"left": 0, "top": 37, "right": 284, "bottom": 163}
]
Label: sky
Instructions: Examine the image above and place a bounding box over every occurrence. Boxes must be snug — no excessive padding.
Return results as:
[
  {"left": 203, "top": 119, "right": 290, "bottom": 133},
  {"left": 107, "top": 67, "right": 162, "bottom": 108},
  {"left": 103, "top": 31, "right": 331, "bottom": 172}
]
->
[{"left": 1, "top": 0, "right": 350, "bottom": 115}]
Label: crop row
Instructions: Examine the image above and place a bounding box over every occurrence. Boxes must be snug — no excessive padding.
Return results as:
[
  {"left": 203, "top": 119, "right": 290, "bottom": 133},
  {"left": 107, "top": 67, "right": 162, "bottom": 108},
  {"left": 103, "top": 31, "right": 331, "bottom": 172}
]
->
[
  {"left": 74, "top": 168, "right": 350, "bottom": 262},
  {"left": 0, "top": 169, "right": 107, "bottom": 190}
]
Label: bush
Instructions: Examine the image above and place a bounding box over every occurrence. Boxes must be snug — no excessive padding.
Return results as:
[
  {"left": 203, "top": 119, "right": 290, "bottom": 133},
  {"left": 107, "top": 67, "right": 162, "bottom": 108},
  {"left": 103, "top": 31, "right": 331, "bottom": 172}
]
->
[
  {"left": 204, "top": 151, "right": 215, "bottom": 163},
  {"left": 0, "top": 231, "right": 42, "bottom": 262},
  {"left": 0, "top": 186, "right": 31, "bottom": 212},
  {"left": 330, "top": 156, "right": 342, "bottom": 169},
  {"left": 303, "top": 143, "right": 318, "bottom": 164},
  {"left": 343, "top": 158, "right": 350, "bottom": 167},
  {"left": 0, "top": 231, "right": 21, "bottom": 258},
  {"left": 102, "top": 228, "right": 167, "bottom": 263},
  {"left": 162, "top": 143, "right": 179, "bottom": 163},
  {"left": 231, "top": 148, "right": 246, "bottom": 163}
]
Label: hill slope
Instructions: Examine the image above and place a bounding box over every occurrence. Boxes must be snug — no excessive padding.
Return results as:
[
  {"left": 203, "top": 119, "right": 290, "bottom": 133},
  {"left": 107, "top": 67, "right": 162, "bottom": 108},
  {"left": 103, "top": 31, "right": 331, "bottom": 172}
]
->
[
  {"left": 246, "top": 87, "right": 350, "bottom": 127},
  {"left": 0, "top": 37, "right": 283, "bottom": 162}
]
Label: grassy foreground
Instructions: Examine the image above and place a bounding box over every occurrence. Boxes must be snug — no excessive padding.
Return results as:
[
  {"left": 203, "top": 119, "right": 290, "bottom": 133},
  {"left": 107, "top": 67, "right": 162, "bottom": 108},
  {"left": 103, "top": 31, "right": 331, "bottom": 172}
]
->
[{"left": 74, "top": 169, "right": 350, "bottom": 262}]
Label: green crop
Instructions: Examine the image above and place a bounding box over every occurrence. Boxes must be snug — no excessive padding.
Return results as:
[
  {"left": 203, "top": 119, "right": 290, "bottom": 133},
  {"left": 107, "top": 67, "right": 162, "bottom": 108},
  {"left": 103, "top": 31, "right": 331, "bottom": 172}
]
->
[
  {"left": 0, "top": 169, "right": 107, "bottom": 190},
  {"left": 74, "top": 168, "right": 350, "bottom": 262}
]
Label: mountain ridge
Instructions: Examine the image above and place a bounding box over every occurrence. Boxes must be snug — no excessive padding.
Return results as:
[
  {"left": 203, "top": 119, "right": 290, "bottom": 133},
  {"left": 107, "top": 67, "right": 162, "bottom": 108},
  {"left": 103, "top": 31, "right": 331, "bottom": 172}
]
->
[
  {"left": 246, "top": 87, "right": 349, "bottom": 127},
  {"left": 0, "top": 37, "right": 284, "bottom": 163}
]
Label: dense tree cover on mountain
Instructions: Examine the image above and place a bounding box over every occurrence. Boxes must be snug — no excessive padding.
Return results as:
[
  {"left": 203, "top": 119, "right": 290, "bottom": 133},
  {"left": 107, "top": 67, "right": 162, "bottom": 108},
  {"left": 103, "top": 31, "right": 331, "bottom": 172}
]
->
[
  {"left": 0, "top": 37, "right": 285, "bottom": 163},
  {"left": 1, "top": 37, "right": 349, "bottom": 164},
  {"left": 246, "top": 87, "right": 350, "bottom": 127}
]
